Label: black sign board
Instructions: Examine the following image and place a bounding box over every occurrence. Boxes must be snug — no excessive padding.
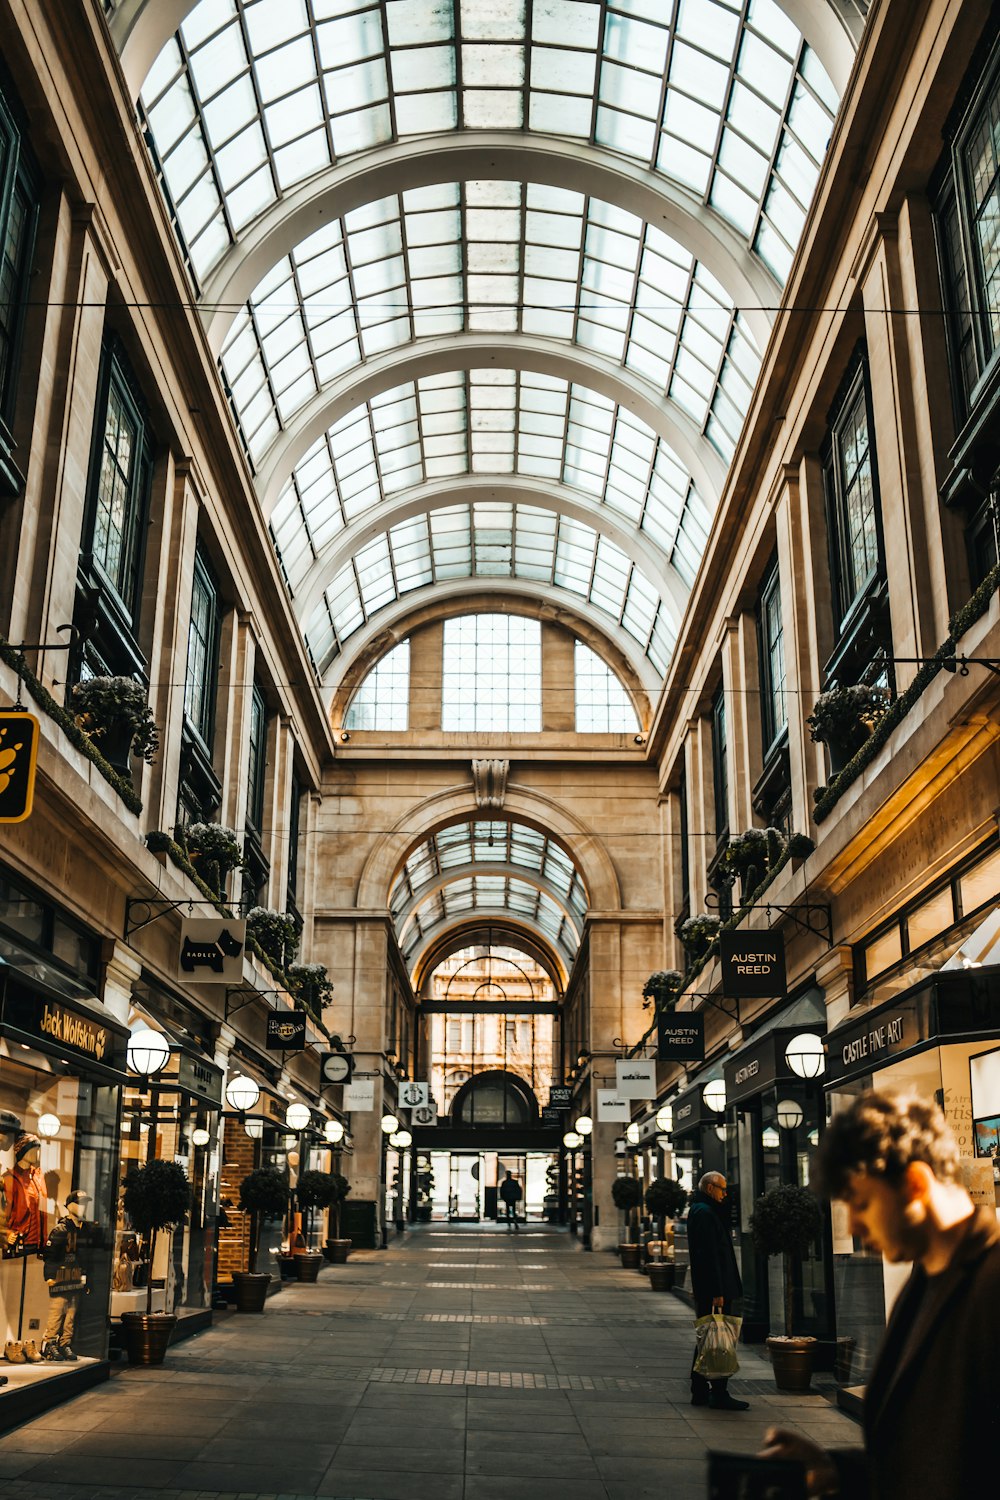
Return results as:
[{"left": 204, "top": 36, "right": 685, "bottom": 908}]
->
[
  {"left": 0, "top": 971, "right": 127, "bottom": 1073},
  {"left": 0, "top": 712, "right": 39, "bottom": 824},
  {"left": 671, "top": 1082, "right": 709, "bottom": 1136},
  {"left": 826, "top": 995, "right": 923, "bottom": 1085},
  {"left": 266, "top": 1011, "right": 307, "bottom": 1050},
  {"left": 548, "top": 1086, "right": 573, "bottom": 1108},
  {"left": 720, "top": 931, "right": 786, "bottom": 999},
  {"left": 723, "top": 1027, "right": 823, "bottom": 1108},
  {"left": 540, "top": 1106, "right": 563, "bottom": 1127},
  {"left": 657, "top": 1011, "right": 705, "bottom": 1062}
]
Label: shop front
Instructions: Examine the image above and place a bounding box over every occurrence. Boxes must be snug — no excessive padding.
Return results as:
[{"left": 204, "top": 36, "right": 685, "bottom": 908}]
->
[
  {"left": 216, "top": 1072, "right": 289, "bottom": 1289},
  {"left": 117, "top": 1001, "right": 223, "bottom": 1333},
  {"left": 0, "top": 962, "right": 128, "bottom": 1427},
  {"left": 723, "top": 1024, "right": 830, "bottom": 1343},
  {"left": 824, "top": 966, "right": 1000, "bottom": 1391},
  {"left": 669, "top": 1073, "right": 727, "bottom": 1301}
]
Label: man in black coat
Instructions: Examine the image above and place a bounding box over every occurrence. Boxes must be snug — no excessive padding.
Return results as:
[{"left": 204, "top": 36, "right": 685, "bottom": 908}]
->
[
  {"left": 760, "top": 1090, "right": 1000, "bottom": 1497},
  {"left": 687, "top": 1171, "right": 748, "bottom": 1411}
]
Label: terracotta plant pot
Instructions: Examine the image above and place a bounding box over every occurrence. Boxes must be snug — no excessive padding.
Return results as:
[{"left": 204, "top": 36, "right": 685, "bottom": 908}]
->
[
  {"left": 120, "top": 1312, "right": 177, "bottom": 1366},
  {"left": 618, "top": 1243, "right": 640, "bottom": 1269},
  {"left": 232, "top": 1271, "right": 271, "bottom": 1312},
  {"left": 293, "top": 1251, "right": 324, "bottom": 1282},
  {"left": 323, "top": 1239, "right": 352, "bottom": 1264},
  {"left": 648, "top": 1262, "right": 675, "bottom": 1292},
  {"left": 766, "top": 1335, "right": 816, "bottom": 1392}
]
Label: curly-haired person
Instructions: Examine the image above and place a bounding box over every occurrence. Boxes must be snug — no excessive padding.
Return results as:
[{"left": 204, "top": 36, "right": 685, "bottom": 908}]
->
[{"left": 760, "top": 1089, "right": 1000, "bottom": 1498}]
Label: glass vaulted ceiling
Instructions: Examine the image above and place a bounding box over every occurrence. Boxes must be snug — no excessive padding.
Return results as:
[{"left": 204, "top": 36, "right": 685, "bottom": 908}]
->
[
  {"left": 391, "top": 820, "right": 587, "bottom": 965},
  {"left": 132, "top": 0, "right": 843, "bottom": 683}
]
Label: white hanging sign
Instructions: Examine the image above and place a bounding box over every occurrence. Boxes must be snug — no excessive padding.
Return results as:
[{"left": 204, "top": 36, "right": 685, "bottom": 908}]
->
[
  {"left": 597, "top": 1090, "right": 631, "bottom": 1122},
  {"left": 411, "top": 1103, "right": 438, "bottom": 1127},
  {"left": 177, "top": 918, "right": 246, "bottom": 983},
  {"left": 615, "top": 1059, "right": 656, "bottom": 1099},
  {"left": 343, "top": 1079, "right": 375, "bottom": 1112},
  {"left": 399, "top": 1081, "right": 430, "bottom": 1109}
]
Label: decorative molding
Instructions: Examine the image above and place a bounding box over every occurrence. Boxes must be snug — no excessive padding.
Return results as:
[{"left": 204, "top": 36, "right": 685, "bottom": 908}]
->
[{"left": 472, "top": 759, "right": 509, "bottom": 810}]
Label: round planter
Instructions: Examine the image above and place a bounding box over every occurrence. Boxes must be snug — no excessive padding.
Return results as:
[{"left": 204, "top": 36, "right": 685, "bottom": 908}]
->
[
  {"left": 98, "top": 719, "right": 135, "bottom": 779},
  {"left": 293, "top": 1251, "right": 324, "bottom": 1283},
  {"left": 275, "top": 1252, "right": 298, "bottom": 1280},
  {"left": 323, "top": 1239, "right": 352, "bottom": 1264},
  {"left": 232, "top": 1271, "right": 271, "bottom": 1312},
  {"left": 618, "top": 1243, "right": 640, "bottom": 1269},
  {"left": 648, "top": 1263, "right": 675, "bottom": 1292},
  {"left": 120, "top": 1312, "right": 178, "bottom": 1366},
  {"left": 766, "top": 1336, "right": 816, "bottom": 1392}
]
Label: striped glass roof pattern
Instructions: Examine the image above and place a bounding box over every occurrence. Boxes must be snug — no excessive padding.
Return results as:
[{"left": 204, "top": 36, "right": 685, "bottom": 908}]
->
[
  {"left": 399, "top": 874, "right": 579, "bottom": 963},
  {"left": 139, "top": 0, "right": 837, "bottom": 287},
  {"left": 302, "top": 499, "right": 678, "bottom": 676},
  {"left": 390, "top": 820, "right": 589, "bottom": 925},
  {"left": 220, "top": 182, "right": 761, "bottom": 467}
]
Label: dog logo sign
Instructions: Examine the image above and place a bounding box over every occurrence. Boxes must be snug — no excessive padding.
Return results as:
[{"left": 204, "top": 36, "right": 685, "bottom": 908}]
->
[{"left": 177, "top": 919, "right": 246, "bottom": 982}]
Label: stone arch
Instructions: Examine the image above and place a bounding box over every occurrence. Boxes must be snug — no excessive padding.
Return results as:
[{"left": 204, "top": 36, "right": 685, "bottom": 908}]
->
[{"left": 414, "top": 925, "right": 567, "bottom": 995}]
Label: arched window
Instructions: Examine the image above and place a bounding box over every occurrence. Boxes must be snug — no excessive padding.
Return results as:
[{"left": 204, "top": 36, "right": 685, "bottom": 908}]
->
[
  {"left": 442, "top": 615, "right": 541, "bottom": 732},
  {"left": 344, "top": 641, "right": 410, "bottom": 730},
  {"left": 574, "top": 642, "right": 639, "bottom": 732}
]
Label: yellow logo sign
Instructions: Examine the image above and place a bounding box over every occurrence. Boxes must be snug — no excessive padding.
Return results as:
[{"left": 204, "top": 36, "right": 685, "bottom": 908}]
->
[
  {"left": 0, "top": 712, "right": 39, "bottom": 823},
  {"left": 39, "top": 1001, "right": 109, "bottom": 1060}
]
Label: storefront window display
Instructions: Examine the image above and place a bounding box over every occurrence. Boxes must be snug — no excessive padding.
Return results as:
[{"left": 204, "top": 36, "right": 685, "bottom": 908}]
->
[{"left": 217, "top": 1089, "right": 291, "bottom": 1284}]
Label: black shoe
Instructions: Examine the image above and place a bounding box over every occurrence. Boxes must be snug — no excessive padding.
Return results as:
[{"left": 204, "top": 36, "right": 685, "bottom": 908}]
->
[
  {"left": 690, "top": 1392, "right": 710, "bottom": 1407},
  {"left": 59, "top": 1346, "right": 78, "bottom": 1362},
  {"left": 708, "top": 1393, "right": 750, "bottom": 1411}
]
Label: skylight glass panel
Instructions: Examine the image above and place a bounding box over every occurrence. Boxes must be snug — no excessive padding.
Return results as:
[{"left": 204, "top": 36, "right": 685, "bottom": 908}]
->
[
  {"left": 441, "top": 614, "right": 542, "bottom": 732},
  {"left": 574, "top": 641, "right": 639, "bottom": 732},
  {"left": 344, "top": 640, "right": 410, "bottom": 730}
]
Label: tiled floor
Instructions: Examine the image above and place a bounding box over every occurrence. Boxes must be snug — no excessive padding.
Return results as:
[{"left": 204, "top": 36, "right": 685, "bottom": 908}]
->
[{"left": 0, "top": 1223, "right": 858, "bottom": 1499}]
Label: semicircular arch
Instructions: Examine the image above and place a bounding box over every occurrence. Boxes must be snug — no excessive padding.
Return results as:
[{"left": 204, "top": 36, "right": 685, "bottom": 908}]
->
[{"left": 414, "top": 925, "right": 566, "bottom": 994}]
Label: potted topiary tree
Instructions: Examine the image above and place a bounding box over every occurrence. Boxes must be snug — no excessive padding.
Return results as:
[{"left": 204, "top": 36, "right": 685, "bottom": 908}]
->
[
  {"left": 808, "top": 683, "right": 889, "bottom": 774},
  {"left": 72, "top": 675, "right": 159, "bottom": 779},
  {"left": 234, "top": 1166, "right": 287, "bottom": 1312},
  {"left": 642, "top": 969, "right": 684, "bottom": 1012},
  {"left": 750, "top": 1182, "right": 824, "bottom": 1391},
  {"left": 611, "top": 1174, "right": 644, "bottom": 1268},
  {"left": 119, "top": 1159, "right": 191, "bottom": 1364},
  {"left": 183, "top": 821, "right": 245, "bottom": 898},
  {"left": 246, "top": 906, "right": 300, "bottom": 969},
  {"left": 323, "top": 1172, "right": 353, "bottom": 1261},
  {"left": 286, "top": 962, "right": 335, "bottom": 1023},
  {"left": 644, "top": 1177, "right": 688, "bottom": 1291},
  {"left": 677, "top": 914, "right": 722, "bottom": 961},
  {"left": 294, "top": 1170, "right": 336, "bottom": 1281}
]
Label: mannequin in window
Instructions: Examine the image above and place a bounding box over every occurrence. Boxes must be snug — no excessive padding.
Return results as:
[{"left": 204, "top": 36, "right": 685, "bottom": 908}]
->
[
  {"left": 42, "top": 1190, "right": 100, "bottom": 1362},
  {"left": 2, "top": 1132, "right": 46, "bottom": 1252},
  {"left": 0, "top": 1112, "right": 23, "bottom": 1253}
]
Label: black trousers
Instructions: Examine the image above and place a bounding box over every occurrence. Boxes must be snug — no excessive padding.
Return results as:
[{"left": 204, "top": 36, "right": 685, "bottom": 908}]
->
[{"left": 691, "top": 1297, "right": 732, "bottom": 1399}]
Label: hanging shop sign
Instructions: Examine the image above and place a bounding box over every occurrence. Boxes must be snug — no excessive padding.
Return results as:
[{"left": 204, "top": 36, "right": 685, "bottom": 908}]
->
[
  {"left": 670, "top": 1081, "right": 713, "bottom": 1136},
  {"left": 172, "top": 1048, "right": 224, "bottom": 1106},
  {"left": 0, "top": 711, "right": 39, "bottom": 823},
  {"left": 265, "top": 1011, "right": 307, "bottom": 1050},
  {"left": 720, "top": 930, "right": 786, "bottom": 998},
  {"left": 724, "top": 1027, "right": 823, "bottom": 1108},
  {"left": 399, "top": 1081, "right": 430, "bottom": 1109},
  {"left": 344, "top": 1078, "right": 375, "bottom": 1111},
  {"left": 177, "top": 917, "right": 245, "bottom": 982},
  {"left": 615, "top": 1058, "right": 656, "bottom": 1099},
  {"left": 0, "top": 972, "right": 127, "bottom": 1072},
  {"left": 657, "top": 1011, "right": 705, "bottom": 1062},
  {"left": 548, "top": 1086, "right": 573, "bottom": 1108},
  {"left": 540, "top": 1105, "right": 563, "bottom": 1126},
  {"left": 320, "top": 1051, "right": 353, "bottom": 1085},
  {"left": 597, "top": 1090, "right": 630, "bottom": 1122},
  {"left": 411, "top": 1102, "right": 438, "bottom": 1126}
]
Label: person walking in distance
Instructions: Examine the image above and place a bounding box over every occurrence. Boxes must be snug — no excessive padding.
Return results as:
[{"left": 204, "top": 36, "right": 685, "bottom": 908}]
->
[
  {"left": 687, "top": 1171, "right": 748, "bottom": 1411},
  {"left": 760, "top": 1090, "right": 1000, "bottom": 1498},
  {"left": 499, "top": 1170, "right": 523, "bottom": 1232}
]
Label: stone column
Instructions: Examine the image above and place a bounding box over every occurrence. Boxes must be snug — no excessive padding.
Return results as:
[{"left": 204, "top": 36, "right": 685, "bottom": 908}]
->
[
  {"left": 683, "top": 720, "right": 710, "bottom": 917},
  {"left": 408, "top": 622, "right": 442, "bottom": 733},
  {"left": 722, "top": 613, "right": 762, "bottom": 834},
  {"left": 815, "top": 945, "right": 855, "bottom": 1032},
  {"left": 147, "top": 460, "right": 201, "bottom": 833},
  {"left": 102, "top": 939, "right": 142, "bottom": 1027},
  {"left": 266, "top": 715, "right": 296, "bottom": 916},
  {"left": 217, "top": 611, "right": 255, "bottom": 833},
  {"left": 541, "top": 622, "right": 575, "bottom": 731},
  {"left": 774, "top": 468, "right": 824, "bottom": 823}
]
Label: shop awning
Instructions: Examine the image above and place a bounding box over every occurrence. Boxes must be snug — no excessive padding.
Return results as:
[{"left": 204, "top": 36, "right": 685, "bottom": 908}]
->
[{"left": 0, "top": 960, "right": 130, "bottom": 1081}]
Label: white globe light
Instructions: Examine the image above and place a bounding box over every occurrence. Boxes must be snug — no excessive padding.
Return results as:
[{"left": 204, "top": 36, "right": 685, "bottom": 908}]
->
[
  {"left": 244, "top": 1119, "right": 264, "bottom": 1139},
  {"left": 702, "top": 1080, "right": 727, "bottom": 1113},
  {"left": 563, "top": 1130, "right": 583, "bottom": 1149},
  {"left": 325, "top": 1120, "right": 345, "bottom": 1144},
  {"left": 191, "top": 1127, "right": 211, "bottom": 1147},
  {"left": 655, "top": 1104, "right": 673, "bottom": 1132},
  {"left": 225, "top": 1074, "right": 260, "bottom": 1113},
  {"left": 380, "top": 1113, "right": 399, "bottom": 1134},
  {"left": 762, "top": 1126, "right": 780, "bottom": 1150},
  {"left": 286, "top": 1102, "right": 311, "bottom": 1131},
  {"left": 575, "top": 1115, "right": 593, "bottom": 1136},
  {"left": 776, "top": 1098, "right": 804, "bottom": 1130},
  {"left": 715, "top": 1124, "right": 728, "bottom": 1142},
  {"left": 625, "top": 1123, "right": 641, "bottom": 1145},
  {"left": 127, "top": 1027, "right": 170, "bottom": 1078},
  {"left": 393, "top": 1129, "right": 413, "bottom": 1148},
  {"left": 785, "top": 1033, "right": 826, "bottom": 1079},
  {"left": 37, "top": 1113, "right": 61, "bottom": 1138}
]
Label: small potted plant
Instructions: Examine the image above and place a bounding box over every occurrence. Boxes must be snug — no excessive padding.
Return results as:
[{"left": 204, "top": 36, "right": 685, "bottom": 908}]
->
[
  {"left": 287, "top": 962, "right": 335, "bottom": 1022},
  {"left": 644, "top": 1177, "right": 687, "bottom": 1292},
  {"left": 233, "top": 1166, "right": 287, "bottom": 1312},
  {"left": 750, "top": 1182, "right": 824, "bottom": 1391},
  {"left": 323, "top": 1173, "right": 353, "bottom": 1261},
  {"left": 72, "top": 674, "right": 159, "bottom": 777},
  {"left": 246, "top": 906, "right": 300, "bottom": 968},
  {"left": 119, "top": 1160, "right": 191, "bottom": 1364},
  {"left": 642, "top": 969, "right": 684, "bottom": 1012},
  {"left": 611, "top": 1174, "right": 644, "bottom": 1268},
  {"left": 677, "top": 914, "right": 722, "bottom": 960},
  {"left": 183, "top": 821, "right": 245, "bottom": 898},
  {"left": 808, "top": 683, "right": 889, "bottom": 774},
  {"left": 721, "top": 827, "right": 772, "bottom": 895},
  {"left": 293, "top": 1170, "right": 335, "bottom": 1281}
]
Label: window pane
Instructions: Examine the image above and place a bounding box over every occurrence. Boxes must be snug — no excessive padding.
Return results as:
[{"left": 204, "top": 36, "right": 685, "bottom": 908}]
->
[
  {"left": 960, "top": 844, "right": 1000, "bottom": 917},
  {"left": 906, "top": 885, "right": 955, "bottom": 952},
  {"left": 574, "top": 640, "right": 638, "bottom": 732},
  {"left": 442, "top": 614, "right": 541, "bottom": 732},
  {"left": 344, "top": 640, "right": 410, "bottom": 729},
  {"left": 864, "top": 925, "right": 902, "bottom": 982}
]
